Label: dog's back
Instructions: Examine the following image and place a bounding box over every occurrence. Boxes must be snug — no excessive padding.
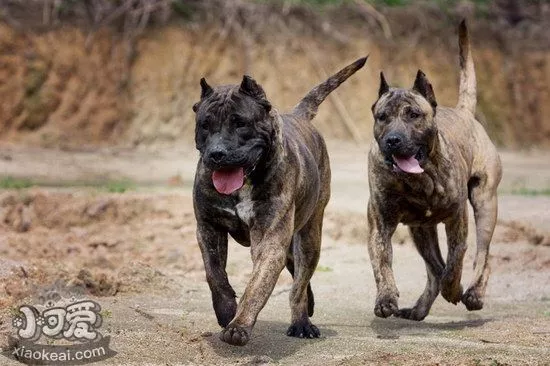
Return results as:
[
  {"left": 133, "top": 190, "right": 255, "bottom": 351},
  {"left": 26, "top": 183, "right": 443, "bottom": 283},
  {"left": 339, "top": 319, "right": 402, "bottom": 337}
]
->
[
  {"left": 277, "top": 56, "right": 368, "bottom": 220},
  {"left": 436, "top": 108, "right": 501, "bottom": 184},
  {"left": 281, "top": 113, "right": 329, "bottom": 171}
]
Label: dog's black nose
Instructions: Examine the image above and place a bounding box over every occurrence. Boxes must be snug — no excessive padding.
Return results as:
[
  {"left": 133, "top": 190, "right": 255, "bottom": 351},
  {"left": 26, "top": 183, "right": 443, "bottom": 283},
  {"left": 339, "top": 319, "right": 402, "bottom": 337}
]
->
[
  {"left": 385, "top": 134, "right": 402, "bottom": 149},
  {"left": 208, "top": 148, "right": 227, "bottom": 164}
]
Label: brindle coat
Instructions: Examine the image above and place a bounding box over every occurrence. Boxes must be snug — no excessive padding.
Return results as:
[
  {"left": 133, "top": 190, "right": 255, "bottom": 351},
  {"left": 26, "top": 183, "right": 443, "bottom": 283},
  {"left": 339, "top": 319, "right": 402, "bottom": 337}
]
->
[
  {"left": 367, "top": 21, "right": 502, "bottom": 321},
  {"left": 193, "top": 57, "right": 367, "bottom": 345}
]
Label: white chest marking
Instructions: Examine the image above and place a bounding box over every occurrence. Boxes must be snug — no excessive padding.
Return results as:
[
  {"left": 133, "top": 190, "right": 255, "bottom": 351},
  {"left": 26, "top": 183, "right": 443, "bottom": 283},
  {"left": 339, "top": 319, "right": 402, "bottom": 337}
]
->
[
  {"left": 236, "top": 185, "right": 254, "bottom": 226},
  {"left": 214, "top": 205, "right": 236, "bottom": 216}
]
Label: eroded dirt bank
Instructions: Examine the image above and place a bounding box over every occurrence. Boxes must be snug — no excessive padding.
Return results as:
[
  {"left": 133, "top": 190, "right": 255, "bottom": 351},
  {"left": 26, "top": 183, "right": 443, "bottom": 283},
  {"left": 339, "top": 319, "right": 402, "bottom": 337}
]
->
[{"left": 0, "top": 2, "right": 549, "bottom": 149}]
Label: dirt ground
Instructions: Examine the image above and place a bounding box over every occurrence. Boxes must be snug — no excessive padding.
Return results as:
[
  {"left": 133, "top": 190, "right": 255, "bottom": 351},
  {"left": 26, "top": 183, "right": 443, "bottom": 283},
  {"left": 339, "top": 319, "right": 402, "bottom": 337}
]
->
[{"left": 0, "top": 140, "right": 549, "bottom": 365}]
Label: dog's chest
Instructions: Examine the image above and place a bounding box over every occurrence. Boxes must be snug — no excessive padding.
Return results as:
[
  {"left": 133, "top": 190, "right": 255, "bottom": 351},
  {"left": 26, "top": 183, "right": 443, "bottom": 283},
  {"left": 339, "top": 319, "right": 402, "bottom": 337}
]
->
[
  {"left": 391, "top": 172, "right": 465, "bottom": 225},
  {"left": 211, "top": 184, "right": 254, "bottom": 227},
  {"left": 399, "top": 200, "right": 460, "bottom": 225},
  {"left": 235, "top": 185, "right": 254, "bottom": 226},
  {"left": 399, "top": 188, "right": 464, "bottom": 225}
]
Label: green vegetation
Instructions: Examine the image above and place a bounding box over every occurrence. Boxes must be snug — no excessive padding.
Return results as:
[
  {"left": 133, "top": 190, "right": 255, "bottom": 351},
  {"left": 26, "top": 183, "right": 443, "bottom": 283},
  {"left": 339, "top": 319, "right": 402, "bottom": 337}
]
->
[
  {"left": 316, "top": 265, "right": 333, "bottom": 272},
  {"left": 0, "top": 177, "right": 34, "bottom": 189},
  {"left": 171, "top": 0, "right": 196, "bottom": 18},
  {"left": 256, "top": 0, "right": 491, "bottom": 7},
  {"left": 0, "top": 0, "right": 505, "bottom": 36},
  {"left": 0, "top": 176, "right": 137, "bottom": 193},
  {"left": 510, "top": 188, "right": 550, "bottom": 196},
  {"left": 100, "top": 309, "right": 113, "bottom": 318},
  {"left": 471, "top": 358, "right": 508, "bottom": 366},
  {"left": 9, "top": 306, "right": 23, "bottom": 317},
  {"left": 104, "top": 180, "right": 135, "bottom": 193}
]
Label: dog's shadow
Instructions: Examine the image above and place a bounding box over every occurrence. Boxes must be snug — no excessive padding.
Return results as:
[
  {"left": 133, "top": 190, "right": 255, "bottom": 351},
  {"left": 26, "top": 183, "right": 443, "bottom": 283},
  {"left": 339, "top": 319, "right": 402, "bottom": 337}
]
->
[
  {"left": 370, "top": 314, "right": 492, "bottom": 340},
  {"left": 204, "top": 320, "right": 338, "bottom": 362}
]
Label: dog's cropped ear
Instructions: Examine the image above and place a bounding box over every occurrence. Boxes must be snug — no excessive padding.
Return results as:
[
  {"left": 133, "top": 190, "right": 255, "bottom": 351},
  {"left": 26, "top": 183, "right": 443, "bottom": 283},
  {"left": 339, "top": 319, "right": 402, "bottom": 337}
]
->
[
  {"left": 240, "top": 75, "right": 271, "bottom": 112},
  {"left": 378, "top": 72, "right": 390, "bottom": 98},
  {"left": 240, "top": 75, "right": 266, "bottom": 100},
  {"left": 412, "top": 70, "right": 437, "bottom": 110},
  {"left": 200, "top": 77, "right": 213, "bottom": 99},
  {"left": 193, "top": 77, "right": 214, "bottom": 113}
]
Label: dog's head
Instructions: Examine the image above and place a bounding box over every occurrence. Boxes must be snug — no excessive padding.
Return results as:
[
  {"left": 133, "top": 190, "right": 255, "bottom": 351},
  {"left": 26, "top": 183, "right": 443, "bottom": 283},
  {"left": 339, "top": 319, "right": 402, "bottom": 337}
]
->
[
  {"left": 193, "top": 76, "right": 278, "bottom": 195},
  {"left": 371, "top": 70, "right": 438, "bottom": 174}
]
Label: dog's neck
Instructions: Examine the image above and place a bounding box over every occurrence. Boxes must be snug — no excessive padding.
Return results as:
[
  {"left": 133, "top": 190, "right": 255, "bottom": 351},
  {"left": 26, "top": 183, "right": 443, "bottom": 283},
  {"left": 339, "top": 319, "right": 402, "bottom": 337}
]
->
[
  {"left": 248, "top": 110, "right": 286, "bottom": 185},
  {"left": 426, "top": 131, "right": 453, "bottom": 172},
  {"left": 410, "top": 132, "right": 454, "bottom": 197}
]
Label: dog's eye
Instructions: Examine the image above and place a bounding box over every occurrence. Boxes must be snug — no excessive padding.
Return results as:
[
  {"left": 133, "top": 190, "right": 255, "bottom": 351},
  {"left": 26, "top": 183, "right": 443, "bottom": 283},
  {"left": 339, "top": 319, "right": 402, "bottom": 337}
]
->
[
  {"left": 230, "top": 115, "right": 247, "bottom": 128},
  {"left": 409, "top": 111, "right": 420, "bottom": 119},
  {"left": 200, "top": 120, "right": 209, "bottom": 130},
  {"left": 377, "top": 113, "right": 387, "bottom": 122}
]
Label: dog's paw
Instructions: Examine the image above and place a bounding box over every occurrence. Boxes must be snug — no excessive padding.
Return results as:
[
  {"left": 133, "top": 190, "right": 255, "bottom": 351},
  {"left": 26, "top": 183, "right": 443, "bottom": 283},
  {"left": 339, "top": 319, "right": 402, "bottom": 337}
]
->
[
  {"left": 214, "top": 296, "right": 237, "bottom": 328},
  {"left": 440, "top": 277, "right": 463, "bottom": 305},
  {"left": 286, "top": 319, "right": 320, "bottom": 339},
  {"left": 395, "top": 307, "right": 427, "bottom": 321},
  {"left": 374, "top": 295, "right": 398, "bottom": 318},
  {"left": 219, "top": 324, "right": 250, "bottom": 346},
  {"left": 461, "top": 287, "right": 484, "bottom": 311}
]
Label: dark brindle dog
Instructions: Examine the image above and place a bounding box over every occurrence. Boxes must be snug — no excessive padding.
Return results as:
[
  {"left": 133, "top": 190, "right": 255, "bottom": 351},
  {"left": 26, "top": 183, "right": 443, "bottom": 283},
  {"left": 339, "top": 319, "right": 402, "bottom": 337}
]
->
[
  {"left": 367, "top": 21, "right": 502, "bottom": 321},
  {"left": 193, "top": 57, "right": 367, "bottom": 345}
]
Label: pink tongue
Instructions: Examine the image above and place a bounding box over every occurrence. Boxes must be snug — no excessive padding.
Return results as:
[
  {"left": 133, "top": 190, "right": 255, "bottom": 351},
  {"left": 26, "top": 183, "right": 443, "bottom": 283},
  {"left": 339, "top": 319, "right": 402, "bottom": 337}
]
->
[
  {"left": 212, "top": 168, "right": 245, "bottom": 195},
  {"left": 393, "top": 155, "right": 424, "bottom": 174}
]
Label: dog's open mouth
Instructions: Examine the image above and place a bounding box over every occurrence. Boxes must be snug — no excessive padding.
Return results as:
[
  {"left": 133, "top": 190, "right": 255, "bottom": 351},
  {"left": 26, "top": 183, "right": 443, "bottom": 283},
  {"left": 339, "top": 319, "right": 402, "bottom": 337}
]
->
[
  {"left": 392, "top": 150, "right": 424, "bottom": 174},
  {"left": 212, "top": 167, "right": 245, "bottom": 195}
]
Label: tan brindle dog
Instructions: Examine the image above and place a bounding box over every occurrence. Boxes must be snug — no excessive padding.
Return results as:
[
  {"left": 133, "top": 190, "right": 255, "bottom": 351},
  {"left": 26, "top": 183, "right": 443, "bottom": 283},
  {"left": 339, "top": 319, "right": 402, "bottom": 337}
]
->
[
  {"left": 367, "top": 21, "right": 502, "bottom": 321},
  {"left": 193, "top": 57, "right": 367, "bottom": 345}
]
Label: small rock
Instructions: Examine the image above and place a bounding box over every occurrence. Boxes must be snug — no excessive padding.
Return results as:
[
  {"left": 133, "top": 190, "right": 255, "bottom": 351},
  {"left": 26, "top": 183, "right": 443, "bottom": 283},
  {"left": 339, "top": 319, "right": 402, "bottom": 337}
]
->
[
  {"left": 248, "top": 355, "right": 273, "bottom": 365},
  {"left": 86, "top": 199, "right": 112, "bottom": 218}
]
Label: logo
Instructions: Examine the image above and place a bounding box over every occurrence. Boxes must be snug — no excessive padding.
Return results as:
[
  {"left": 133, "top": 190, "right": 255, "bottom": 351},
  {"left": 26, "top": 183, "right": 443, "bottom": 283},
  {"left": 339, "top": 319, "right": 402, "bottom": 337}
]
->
[{"left": 2, "top": 285, "right": 116, "bottom": 365}]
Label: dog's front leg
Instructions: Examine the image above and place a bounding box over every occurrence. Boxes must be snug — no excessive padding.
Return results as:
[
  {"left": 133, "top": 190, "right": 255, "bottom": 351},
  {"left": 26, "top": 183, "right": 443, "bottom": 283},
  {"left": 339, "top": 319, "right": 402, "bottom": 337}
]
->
[
  {"left": 441, "top": 206, "right": 468, "bottom": 304},
  {"left": 220, "top": 205, "right": 294, "bottom": 346},
  {"left": 196, "top": 220, "right": 237, "bottom": 328},
  {"left": 367, "top": 201, "right": 399, "bottom": 318}
]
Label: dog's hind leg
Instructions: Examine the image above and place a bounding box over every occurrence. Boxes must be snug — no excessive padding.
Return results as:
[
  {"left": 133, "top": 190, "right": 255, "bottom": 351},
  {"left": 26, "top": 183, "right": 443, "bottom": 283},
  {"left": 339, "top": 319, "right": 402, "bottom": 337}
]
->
[
  {"left": 462, "top": 173, "right": 499, "bottom": 310},
  {"left": 286, "top": 205, "right": 324, "bottom": 338},
  {"left": 397, "top": 225, "right": 444, "bottom": 320},
  {"left": 441, "top": 206, "right": 468, "bottom": 304},
  {"left": 196, "top": 221, "right": 237, "bottom": 328},
  {"left": 286, "top": 249, "right": 315, "bottom": 317}
]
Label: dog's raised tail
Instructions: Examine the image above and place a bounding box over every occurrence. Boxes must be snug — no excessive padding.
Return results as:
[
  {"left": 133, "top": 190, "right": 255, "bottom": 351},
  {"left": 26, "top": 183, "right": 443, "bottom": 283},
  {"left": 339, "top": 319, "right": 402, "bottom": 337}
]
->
[
  {"left": 292, "top": 56, "right": 367, "bottom": 122},
  {"left": 457, "top": 20, "right": 476, "bottom": 114}
]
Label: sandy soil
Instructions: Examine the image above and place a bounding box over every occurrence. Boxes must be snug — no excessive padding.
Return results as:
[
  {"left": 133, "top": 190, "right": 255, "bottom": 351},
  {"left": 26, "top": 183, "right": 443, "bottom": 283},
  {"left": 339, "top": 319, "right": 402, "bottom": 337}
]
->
[{"left": 0, "top": 141, "right": 549, "bottom": 365}]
